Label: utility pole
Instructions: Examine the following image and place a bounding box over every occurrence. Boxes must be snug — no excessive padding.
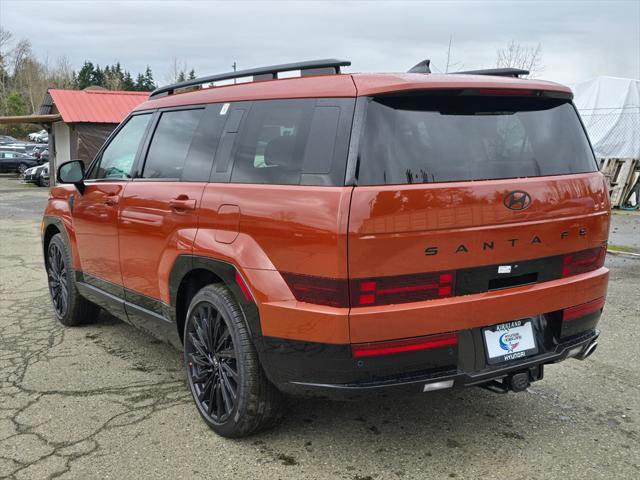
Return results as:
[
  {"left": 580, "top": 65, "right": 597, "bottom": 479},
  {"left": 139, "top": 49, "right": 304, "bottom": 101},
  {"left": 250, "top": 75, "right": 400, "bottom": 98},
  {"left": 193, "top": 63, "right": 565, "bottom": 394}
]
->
[{"left": 232, "top": 61, "right": 237, "bottom": 84}]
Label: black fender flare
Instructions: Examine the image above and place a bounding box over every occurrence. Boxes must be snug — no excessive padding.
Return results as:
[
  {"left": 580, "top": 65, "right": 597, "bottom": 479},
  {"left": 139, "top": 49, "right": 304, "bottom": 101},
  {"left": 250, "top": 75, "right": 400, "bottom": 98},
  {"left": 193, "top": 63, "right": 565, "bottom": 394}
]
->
[{"left": 168, "top": 255, "right": 262, "bottom": 340}]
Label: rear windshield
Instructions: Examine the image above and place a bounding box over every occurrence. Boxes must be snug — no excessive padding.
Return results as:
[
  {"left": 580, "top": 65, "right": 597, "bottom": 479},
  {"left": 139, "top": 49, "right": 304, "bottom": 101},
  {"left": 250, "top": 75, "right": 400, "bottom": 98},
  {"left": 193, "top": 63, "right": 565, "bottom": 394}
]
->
[{"left": 358, "top": 95, "right": 597, "bottom": 185}]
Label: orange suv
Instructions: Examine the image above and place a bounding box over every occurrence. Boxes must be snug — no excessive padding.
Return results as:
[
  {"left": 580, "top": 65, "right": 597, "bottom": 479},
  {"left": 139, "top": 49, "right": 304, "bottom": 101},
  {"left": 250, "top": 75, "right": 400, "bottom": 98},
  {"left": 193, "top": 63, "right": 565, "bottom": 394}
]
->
[{"left": 43, "top": 59, "right": 609, "bottom": 437}]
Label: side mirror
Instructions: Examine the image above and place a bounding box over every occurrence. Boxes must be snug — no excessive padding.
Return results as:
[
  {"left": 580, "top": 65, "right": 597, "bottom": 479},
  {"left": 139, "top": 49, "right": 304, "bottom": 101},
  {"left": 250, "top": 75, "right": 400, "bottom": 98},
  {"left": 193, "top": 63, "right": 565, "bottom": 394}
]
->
[{"left": 57, "top": 160, "right": 86, "bottom": 193}]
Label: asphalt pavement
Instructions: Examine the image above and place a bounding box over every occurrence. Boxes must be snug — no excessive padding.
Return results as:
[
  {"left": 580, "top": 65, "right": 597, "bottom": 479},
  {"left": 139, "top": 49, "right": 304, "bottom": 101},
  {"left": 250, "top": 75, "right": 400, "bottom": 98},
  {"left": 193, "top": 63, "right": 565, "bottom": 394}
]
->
[{"left": 0, "top": 174, "right": 638, "bottom": 480}]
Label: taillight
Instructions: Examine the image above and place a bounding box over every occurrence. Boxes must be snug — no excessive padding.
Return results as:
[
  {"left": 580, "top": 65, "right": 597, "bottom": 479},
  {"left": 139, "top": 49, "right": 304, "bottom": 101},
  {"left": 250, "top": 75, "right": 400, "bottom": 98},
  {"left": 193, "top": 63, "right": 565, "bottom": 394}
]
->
[
  {"left": 280, "top": 273, "right": 349, "bottom": 308},
  {"left": 562, "top": 246, "right": 606, "bottom": 277},
  {"left": 352, "top": 332, "right": 458, "bottom": 358},
  {"left": 282, "top": 271, "right": 455, "bottom": 308},
  {"left": 351, "top": 271, "right": 455, "bottom": 307},
  {"left": 563, "top": 297, "right": 605, "bottom": 321}
]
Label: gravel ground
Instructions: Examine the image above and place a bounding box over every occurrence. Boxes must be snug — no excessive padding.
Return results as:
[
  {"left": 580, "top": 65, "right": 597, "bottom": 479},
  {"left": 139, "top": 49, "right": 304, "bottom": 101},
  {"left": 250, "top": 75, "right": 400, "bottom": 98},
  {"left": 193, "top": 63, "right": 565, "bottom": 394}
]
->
[{"left": 0, "top": 174, "right": 638, "bottom": 480}]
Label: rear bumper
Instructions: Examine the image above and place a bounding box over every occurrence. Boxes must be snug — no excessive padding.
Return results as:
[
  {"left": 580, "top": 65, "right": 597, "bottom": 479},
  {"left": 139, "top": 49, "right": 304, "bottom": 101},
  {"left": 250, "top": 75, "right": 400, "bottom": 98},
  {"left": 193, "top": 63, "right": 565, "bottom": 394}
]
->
[{"left": 257, "top": 312, "right": 602, "bottom": 398}]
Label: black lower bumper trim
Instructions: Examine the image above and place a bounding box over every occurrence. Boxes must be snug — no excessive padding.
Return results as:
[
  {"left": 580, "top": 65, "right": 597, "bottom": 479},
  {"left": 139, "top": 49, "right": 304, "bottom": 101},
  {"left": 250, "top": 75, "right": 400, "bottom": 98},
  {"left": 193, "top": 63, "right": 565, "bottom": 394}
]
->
[{"left": 268, "top": 329, "right": 599, "bottom": 397}]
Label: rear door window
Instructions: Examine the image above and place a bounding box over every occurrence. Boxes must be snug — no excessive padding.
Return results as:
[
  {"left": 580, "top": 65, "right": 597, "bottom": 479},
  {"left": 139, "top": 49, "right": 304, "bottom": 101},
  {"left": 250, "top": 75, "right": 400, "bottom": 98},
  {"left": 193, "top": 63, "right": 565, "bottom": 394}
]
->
[
  {"left": 358, "top": 95, "right": 597, "bottom": 185},
  {"left": 142, "top": 109, "right": 204, "bottom": 179}
]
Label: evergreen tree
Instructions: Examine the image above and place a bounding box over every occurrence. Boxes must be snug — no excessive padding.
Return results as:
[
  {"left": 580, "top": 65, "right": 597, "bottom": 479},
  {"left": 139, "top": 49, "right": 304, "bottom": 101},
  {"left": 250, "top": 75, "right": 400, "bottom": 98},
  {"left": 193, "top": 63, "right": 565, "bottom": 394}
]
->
[
  {"left": 188, "top": 69, "right": 196, "bottom": 80},
  {"left": 142, "top": 66, "right": 155, "bottom": 91},
  {"left": 122, "top": 71, "right": 135, "bottom": 90},
  {"left": 134, "top": 72, "right": 146, "bottom": 91},
  {"left": 93, "top": 65, "right": 105, "bottom": 87},
  {"left": 177, "top": 71, "right": 186, "bottom": 82},
  {"left": 76, "top": 61, "right": 95, "bottom": 89}
]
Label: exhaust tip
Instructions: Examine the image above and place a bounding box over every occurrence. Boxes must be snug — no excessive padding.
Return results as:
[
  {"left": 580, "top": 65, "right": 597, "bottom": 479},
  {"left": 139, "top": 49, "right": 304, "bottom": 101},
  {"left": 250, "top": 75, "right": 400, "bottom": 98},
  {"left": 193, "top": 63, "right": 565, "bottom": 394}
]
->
[{"left": 576, "top": 340, "right": 598, "bottom": 360}]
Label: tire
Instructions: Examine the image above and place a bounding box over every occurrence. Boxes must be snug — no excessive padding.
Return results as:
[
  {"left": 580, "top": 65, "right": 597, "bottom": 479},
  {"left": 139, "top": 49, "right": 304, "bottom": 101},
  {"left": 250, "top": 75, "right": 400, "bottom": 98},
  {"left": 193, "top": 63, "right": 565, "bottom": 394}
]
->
[
  {"left": 46, "top": 234, "right": 99, "bottom": 326},
  {"left": 17, "top": 163, "right": 28, "bottom": 175},
  {"left": 183, "top": 284, "right": 283, "bottom": 437}
]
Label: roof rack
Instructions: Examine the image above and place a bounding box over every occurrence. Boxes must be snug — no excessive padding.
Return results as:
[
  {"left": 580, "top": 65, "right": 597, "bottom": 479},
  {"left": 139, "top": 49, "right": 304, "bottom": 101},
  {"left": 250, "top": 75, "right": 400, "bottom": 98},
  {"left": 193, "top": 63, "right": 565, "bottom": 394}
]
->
[
  {"left": 150, "top": 58, "right": 351, "bottom": 98},
  {"left": 453, "top": 67, "right": 529, "bottom": 78}
]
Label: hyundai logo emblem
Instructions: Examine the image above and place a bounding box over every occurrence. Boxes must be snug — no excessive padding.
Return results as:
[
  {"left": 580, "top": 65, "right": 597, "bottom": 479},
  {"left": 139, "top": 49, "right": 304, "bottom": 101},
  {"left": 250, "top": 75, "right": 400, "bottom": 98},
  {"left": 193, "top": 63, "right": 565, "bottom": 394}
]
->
[{"left": 503, "top": 190, "right": 532, "bottom": 211}]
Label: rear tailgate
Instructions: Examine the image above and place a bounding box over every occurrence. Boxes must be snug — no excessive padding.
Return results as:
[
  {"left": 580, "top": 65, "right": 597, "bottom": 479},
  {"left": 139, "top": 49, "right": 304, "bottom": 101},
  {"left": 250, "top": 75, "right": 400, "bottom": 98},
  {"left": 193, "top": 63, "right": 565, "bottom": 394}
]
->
[
  {"left": 347, "top": 92, "right": 610, "bottom": 343},
  {"left": 348, "top": 174, "right": 609, "bottom": 342}
]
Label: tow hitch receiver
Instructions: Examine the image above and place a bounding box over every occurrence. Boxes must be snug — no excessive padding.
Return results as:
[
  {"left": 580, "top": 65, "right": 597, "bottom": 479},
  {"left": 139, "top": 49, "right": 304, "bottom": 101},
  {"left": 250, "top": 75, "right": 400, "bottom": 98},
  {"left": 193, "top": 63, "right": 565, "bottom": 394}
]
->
[{"left": 481, "top": 365, "right": 544, "bottom": 394}]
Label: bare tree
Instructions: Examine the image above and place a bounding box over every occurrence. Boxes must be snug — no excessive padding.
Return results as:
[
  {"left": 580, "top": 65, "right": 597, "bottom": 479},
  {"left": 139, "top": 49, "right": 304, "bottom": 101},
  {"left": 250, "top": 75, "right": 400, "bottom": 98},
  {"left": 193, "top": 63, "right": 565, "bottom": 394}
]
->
[
  {"left": 167, "top": 56, "right": 190, "bottom": 83},
  {"left": 496, "top": 40, "right": 543, "bottom": 77}
]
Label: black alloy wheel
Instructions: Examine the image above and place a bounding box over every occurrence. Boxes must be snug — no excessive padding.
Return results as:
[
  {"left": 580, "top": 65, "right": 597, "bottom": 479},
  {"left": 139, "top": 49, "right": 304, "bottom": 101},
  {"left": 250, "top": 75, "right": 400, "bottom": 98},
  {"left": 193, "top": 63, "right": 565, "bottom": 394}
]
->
[
  {"left": 47, "top": 241, "right": 69, "bottom": 318},
  {"left": 45, "top": 233, "right": 99, "bottom": 326},
  {"left": 183, "top": 284, "right": 283, "bottom": 437},
  {"left": 185, "top": 301, "right": 239, "bottom": 423}
]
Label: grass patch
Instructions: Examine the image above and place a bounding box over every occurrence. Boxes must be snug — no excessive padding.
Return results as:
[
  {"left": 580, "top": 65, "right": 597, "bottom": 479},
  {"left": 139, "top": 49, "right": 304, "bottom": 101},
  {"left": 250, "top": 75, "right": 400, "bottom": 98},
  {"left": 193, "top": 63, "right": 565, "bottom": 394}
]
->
[{"left": 608, "top": 244, "right": 640, "bottom": 254}]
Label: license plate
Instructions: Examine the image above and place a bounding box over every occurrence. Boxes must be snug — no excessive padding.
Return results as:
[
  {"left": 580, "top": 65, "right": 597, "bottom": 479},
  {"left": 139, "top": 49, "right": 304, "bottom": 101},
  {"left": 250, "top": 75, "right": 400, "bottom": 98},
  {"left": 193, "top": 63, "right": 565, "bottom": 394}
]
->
[{"left": 483, "top": 319, "right": 538, "bottom": 364}]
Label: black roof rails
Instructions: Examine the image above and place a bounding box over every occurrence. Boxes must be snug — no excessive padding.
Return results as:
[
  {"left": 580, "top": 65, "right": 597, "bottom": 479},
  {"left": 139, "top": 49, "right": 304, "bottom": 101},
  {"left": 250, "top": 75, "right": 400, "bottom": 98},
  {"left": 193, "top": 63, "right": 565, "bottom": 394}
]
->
[
  {"left": 408, "top": 59, "right": 431, "bottom": 74},
  {"left": 453, "top": 67, "right": 529, "bottom": 78},
  {"left": 150, "top": 58, "right": 351, "bottom": 98}
]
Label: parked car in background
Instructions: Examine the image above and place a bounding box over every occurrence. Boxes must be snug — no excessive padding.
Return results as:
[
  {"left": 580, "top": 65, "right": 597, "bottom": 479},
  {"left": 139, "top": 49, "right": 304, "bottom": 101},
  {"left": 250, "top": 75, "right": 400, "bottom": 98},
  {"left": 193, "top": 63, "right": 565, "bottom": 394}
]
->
[
  {"left": 0, "top": 151, "right": 38, "bottom": 174},
  {"left": 23, "top": 162, "right": 50, "bottom": 186},
  {"left": 0, "top": 135, "right": 19, "bottom": 145},
  {"left": 27, "top": 145, "right": 49, "bottom": 164},
  {"left": 39, "top": 162, "right": 50, "bottom": 187},
  {"left": 37, "top": 149, "right": 49, "bottom": 164},
  {"left": 28, "top": 129, "right": 48, "bottom": 143}
]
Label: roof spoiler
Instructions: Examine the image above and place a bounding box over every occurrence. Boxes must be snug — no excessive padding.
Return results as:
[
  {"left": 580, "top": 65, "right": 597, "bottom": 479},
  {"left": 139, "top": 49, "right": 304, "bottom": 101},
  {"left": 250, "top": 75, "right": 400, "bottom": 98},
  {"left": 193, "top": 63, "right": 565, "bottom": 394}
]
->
[
  {"left": 150, "top": 59, "right": 351, "bottom": 98},
  {"left": 453, "top": 68, "right": 529, "bottom": 78}
]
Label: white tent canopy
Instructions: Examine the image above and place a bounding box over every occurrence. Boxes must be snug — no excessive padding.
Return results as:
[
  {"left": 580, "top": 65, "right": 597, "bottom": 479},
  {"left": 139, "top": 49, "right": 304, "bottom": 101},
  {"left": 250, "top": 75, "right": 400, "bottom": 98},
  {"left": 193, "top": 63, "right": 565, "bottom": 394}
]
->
[{"left": 570, "top": 76, "right": 640, "bottom": 159}]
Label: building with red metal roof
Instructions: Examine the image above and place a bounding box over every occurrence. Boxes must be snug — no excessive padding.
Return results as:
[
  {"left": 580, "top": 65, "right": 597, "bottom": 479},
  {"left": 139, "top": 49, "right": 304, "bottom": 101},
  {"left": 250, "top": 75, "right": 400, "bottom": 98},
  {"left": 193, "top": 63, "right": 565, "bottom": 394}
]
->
[{"left": 38, "top": 87, "right": 149, "bottom": 175}]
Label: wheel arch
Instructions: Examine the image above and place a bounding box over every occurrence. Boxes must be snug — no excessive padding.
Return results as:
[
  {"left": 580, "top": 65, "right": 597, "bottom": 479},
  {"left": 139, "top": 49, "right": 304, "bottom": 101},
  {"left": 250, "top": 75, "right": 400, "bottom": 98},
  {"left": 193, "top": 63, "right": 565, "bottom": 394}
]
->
[
  {"left": 169, "top": 255, "right": 261, "bottom": 344},
  {"left": 42, "top": 217, "right": 74, "bottom": 267}
]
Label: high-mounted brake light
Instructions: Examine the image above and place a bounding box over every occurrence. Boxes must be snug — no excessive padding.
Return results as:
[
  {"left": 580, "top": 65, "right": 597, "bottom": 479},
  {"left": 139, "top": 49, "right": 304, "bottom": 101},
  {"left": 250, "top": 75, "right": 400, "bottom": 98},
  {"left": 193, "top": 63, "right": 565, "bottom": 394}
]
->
[
  {"left": 351, "top": 271, "right": 455, "bottom": 307},
  {"left": 561, "top": 246, "right": 606, "bottom": 277},
  {"left": 563, "top": 297, "right": 605, "bottom": 321},
  {"left": 477, "top": 88, "right": 536, "bottom": 96},
  {"left": 352, "top": 332, "right": 459, "bottom": 358}
]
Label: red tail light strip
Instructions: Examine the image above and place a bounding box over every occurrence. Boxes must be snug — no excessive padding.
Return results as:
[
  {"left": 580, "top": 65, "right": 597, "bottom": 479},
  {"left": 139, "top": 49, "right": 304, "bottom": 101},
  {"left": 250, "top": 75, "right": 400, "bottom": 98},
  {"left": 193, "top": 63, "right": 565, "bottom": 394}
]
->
[
  {"left": 352, "top": 271, "right": 455, "bottom": 307},
  {"left": 352, "top": 333, "right": 459, "bottom": 358},
  {"left": 563, "top": 297, "right": 605, "bottom": 321}
]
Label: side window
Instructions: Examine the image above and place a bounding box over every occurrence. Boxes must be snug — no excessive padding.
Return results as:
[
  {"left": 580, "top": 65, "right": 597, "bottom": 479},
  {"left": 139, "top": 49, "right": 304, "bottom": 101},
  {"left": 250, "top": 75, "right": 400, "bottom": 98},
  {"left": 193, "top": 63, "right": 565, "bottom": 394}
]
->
[
  {"left": 90, "top": 114, "right": 151, "bottom": 180},
  {"left": 141, "top": 109, "right": 203, "bottom": 179},
  {"left": 230, "top": 100, "right": 314, "bottom": 185}
]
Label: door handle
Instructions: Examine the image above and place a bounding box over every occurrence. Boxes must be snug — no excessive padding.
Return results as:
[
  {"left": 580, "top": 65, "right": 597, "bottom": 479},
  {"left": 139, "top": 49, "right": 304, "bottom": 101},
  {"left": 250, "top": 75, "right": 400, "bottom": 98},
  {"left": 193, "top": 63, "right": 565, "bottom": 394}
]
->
[
  {"left": 169, "top": 196, "right": 196, "bottom": 211},
  {"left": 104, "top": 195, "right": 119, "bottom": 206}
]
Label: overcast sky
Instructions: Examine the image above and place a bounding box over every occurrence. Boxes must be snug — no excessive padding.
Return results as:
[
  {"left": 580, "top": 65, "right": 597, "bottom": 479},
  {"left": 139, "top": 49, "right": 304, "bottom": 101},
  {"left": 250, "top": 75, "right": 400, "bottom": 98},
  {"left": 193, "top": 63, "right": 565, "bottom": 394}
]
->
[{"left": 1, "top": 0, "right": 639, "bottom": 86}]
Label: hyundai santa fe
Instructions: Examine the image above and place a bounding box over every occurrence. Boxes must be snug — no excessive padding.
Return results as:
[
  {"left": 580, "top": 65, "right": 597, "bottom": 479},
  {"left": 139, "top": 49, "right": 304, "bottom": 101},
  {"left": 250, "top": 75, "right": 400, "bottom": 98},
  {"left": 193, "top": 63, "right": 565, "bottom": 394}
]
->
[{"left": 42, "top": 59, "right": 609, "bottom": 437}]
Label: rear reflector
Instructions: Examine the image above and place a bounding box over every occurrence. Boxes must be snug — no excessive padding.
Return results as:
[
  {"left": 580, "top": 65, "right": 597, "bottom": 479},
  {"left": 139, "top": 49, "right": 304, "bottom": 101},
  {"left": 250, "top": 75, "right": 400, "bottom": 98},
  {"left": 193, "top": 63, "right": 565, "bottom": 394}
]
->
[
  {"left": 563, "top": 297, "right": 605, "bottom": 321},
  {"left": 562, "top": 246, "right": 606, "bottom": 277},
  {"left": 352, "top": 333, "right": 458, "bottom": 358},
  {"left": 351, "top": 271, "right": 455, "bottom": 307},
  {"left": 235, "top": 271, "right": 254, "bottom": 302}
]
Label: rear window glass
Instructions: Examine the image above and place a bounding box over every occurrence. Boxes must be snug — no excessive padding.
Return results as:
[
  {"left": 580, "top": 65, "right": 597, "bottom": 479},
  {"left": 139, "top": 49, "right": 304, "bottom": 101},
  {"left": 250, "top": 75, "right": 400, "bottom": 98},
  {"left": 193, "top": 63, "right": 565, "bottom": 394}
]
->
[{"left": 358, "top": 95, "right": 597, "bottom": 185}]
